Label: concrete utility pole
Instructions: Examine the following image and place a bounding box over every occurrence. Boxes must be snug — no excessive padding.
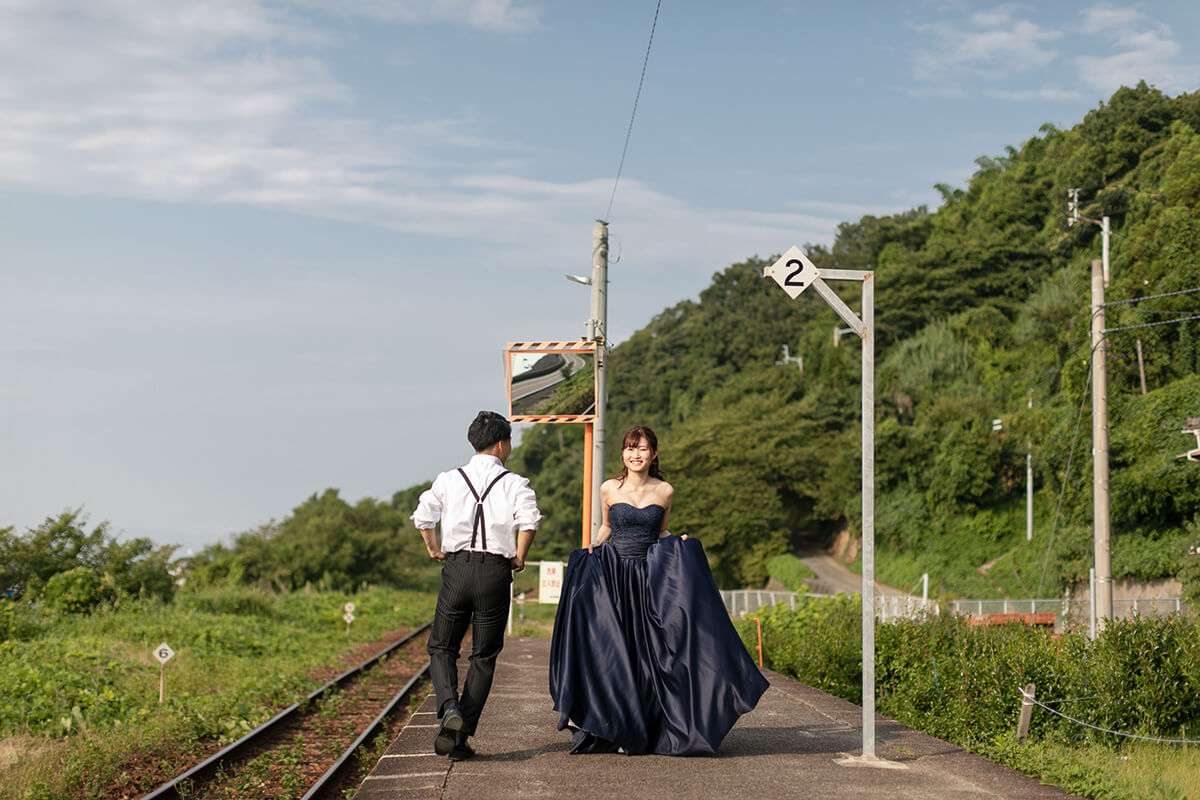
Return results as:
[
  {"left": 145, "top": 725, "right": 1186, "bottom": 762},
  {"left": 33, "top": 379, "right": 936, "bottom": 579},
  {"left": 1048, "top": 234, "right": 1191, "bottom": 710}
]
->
[
  {"left": 1070, "top": 190, "right": 1114, "bottom": 632},
  {"left": 1026, "top": 395, "right": 1034, "bottom": 542},
  {"left": 1091, "top": 258, "right": 1113, "bottom": 631},
  {"left": 589, "top": 222, "right": 609, "bottom": 540}
]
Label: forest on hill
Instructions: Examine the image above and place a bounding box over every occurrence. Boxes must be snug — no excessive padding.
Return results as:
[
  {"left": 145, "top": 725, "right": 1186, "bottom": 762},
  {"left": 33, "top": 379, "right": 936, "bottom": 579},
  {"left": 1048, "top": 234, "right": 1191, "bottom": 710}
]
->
[
  {"left": 9, "top": 83, "right": 1197, "bottom": 609},
  {"left": 507, "top": 82, "right": 1200, "bottom": 601}
]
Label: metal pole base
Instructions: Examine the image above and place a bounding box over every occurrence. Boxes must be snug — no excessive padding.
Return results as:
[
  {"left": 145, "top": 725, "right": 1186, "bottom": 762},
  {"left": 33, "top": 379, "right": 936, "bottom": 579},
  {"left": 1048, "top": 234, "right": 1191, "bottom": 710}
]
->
[{"left": 833, "top": 753, "right": 909, "bottom": 770}]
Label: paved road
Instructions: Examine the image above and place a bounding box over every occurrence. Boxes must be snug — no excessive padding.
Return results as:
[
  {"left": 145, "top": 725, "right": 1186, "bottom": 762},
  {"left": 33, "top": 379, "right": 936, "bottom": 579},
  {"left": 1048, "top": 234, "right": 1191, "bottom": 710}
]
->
[
  {"left": 356, "top": 637, "right": 1080, "bottom": 800},
  {"left": 794, "top": 547, "right": 910, "bottom": 597}
]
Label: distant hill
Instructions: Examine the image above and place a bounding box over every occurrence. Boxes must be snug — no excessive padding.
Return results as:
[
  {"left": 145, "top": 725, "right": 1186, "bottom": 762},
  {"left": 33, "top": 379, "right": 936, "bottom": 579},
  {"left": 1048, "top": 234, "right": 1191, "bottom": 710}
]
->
[
  {"left": 511, "top": 82, "right": 1200, "bottom": 602},
  {"left": 189, "top": 83, "right": 1200, "bottom": 606}
]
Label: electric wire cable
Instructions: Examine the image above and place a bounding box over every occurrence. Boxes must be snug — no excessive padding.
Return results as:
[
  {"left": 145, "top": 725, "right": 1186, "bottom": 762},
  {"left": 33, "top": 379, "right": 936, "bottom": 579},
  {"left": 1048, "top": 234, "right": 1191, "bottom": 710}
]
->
[
  {"left": 603, "top": 0, "right": 662, "bottom": 223},
  {"left": 1101, "top": 286, "right": 1200, "bottom": 307}
]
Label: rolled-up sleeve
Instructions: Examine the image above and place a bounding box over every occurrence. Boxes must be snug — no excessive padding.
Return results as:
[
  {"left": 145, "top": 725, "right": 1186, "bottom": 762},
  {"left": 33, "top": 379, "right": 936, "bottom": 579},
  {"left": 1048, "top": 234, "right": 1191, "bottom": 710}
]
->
[
  {"left": 512, "top": 476, "right": 542, "bottom": 531},
  {"left": 411, "top": 479, "right": 444, "bottom": 530}
]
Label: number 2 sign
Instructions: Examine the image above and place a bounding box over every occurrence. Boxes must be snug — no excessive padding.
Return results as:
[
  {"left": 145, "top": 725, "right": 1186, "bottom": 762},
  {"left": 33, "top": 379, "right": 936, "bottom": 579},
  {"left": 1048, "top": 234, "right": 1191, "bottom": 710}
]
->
[{"left": 765, "top": 246, "right": 821, "bottom": 299}]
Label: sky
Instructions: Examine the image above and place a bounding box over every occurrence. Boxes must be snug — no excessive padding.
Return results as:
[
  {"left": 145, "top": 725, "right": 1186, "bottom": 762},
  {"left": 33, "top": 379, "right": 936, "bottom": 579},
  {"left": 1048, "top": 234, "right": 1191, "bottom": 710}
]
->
[{"left": 3, "top": 1, "right": 1200, "bottom": 555}]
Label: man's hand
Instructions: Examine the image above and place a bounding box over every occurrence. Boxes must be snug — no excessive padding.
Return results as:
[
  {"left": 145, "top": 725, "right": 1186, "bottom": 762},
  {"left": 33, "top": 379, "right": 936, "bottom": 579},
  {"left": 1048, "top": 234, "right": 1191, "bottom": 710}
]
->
[
  {"left": 511, "top": 555, "right": 526, "bottom": 573},
  {"left": 418, "top": 528, "right": 445, "bottom": 562}
]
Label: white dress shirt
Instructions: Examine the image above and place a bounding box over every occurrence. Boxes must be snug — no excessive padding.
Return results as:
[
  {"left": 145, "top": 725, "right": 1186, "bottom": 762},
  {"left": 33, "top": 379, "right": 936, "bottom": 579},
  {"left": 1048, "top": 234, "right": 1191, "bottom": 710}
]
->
[{"left": 411, "top": 454, "right": 542, "bottom": 558}]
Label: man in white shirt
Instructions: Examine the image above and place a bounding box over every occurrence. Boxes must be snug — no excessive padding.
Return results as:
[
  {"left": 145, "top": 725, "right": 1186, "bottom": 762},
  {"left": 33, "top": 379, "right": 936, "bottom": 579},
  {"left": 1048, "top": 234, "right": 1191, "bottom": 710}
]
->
[{"left": 412, "top": 410, "right": 541, "bottom": 761}]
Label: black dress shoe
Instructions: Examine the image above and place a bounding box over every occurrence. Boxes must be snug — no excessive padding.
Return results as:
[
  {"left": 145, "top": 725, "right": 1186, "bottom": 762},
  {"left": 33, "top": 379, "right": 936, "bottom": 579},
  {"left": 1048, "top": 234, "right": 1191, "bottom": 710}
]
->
[
  {"left": 448, "top": 739, "right": 475, "bottom": 761},
  {"left": 435, "top": 705, "right": 464, "bottom": 755}
]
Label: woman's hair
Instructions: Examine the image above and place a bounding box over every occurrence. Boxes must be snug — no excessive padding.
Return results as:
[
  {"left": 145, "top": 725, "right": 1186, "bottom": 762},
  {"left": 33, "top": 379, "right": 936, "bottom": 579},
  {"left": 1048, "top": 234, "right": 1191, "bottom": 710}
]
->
[{"left": 616, "top": 425, "right": 664, "bottom": 484}]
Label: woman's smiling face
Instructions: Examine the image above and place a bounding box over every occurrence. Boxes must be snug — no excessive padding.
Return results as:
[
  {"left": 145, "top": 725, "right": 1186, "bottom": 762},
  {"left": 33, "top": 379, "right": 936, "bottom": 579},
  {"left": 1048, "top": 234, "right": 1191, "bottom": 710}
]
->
[{"left": 622, "top": 436, "right": 654, "bottom": 473}]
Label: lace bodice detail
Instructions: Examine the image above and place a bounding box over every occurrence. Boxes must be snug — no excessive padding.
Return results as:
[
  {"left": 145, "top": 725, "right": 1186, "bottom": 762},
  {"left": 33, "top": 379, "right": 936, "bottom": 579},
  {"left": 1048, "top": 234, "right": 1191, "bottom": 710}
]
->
[{"left": 608, "top": 503, "right": 664, "bottom": 558}]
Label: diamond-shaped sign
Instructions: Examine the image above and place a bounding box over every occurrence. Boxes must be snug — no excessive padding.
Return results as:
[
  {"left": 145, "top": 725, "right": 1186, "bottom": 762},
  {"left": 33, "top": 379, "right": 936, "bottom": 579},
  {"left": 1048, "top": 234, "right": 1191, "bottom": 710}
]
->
[
  {"left": 153, "top": 642, "right": 175, "bottom": 664},
  {"left": 765, "top": 246, "right": 821, "bottom": 299}
]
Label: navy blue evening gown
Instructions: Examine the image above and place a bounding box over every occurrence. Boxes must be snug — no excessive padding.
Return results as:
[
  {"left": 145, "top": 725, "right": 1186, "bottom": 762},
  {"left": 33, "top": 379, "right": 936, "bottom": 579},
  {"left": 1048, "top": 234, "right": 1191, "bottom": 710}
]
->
[{"left": 548, "top": 503, "right": 768, "bottom": 755}]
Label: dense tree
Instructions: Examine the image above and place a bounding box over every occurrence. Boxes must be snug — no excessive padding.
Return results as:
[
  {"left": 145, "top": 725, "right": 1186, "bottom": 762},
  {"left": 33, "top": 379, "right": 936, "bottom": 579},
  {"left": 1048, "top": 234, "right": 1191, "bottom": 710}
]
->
[{"left": 0, "top": 510, "right": 176, "bottom": 609}]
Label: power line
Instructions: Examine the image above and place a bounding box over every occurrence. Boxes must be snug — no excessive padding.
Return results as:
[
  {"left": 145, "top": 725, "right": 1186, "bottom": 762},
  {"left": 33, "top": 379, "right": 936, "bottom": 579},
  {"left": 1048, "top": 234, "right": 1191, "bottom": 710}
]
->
[
  {"left": 1103, "top": 314, "right": 1200, "bottom": 334},
  {"left": 1035, "top": 342, "right": 1095, "bottom": 600},
  {"left": 603, "top": 0, "right": 662, "bottom": 224},
  {"left": 1101, "top": 286, "right": 1200, "bottom": 307}
]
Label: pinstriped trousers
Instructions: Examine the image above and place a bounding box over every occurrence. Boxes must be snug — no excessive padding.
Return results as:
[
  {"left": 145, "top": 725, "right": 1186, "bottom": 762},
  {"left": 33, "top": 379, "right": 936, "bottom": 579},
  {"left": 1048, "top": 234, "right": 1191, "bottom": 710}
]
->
[{"left": 427, "top": 551, "right": 513, "bottom": 735}]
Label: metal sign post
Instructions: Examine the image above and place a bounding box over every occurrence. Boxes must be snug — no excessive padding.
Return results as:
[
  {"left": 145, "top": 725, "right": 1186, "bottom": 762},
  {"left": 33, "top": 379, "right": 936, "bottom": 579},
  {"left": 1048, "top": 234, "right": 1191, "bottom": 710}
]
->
[
  {"left": 153, "top": 642, "right": 175, "bottom": 705},
  {"left": 764, "top": 248, "right": 900, "bottom": 769}
]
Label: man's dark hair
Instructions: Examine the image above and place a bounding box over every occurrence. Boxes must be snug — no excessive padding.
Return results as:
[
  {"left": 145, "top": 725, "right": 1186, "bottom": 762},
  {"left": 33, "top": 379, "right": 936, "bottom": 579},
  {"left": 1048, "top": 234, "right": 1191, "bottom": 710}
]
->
[{"left": 468, "top": 411, "right": 512, "bottom": 452}]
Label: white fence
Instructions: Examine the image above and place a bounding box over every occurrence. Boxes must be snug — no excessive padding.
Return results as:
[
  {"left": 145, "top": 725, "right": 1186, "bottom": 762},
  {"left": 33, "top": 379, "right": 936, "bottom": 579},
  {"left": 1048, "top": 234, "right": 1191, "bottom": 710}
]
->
[
  {"left": 949, "top": 597, "right": 1187, "bottom": 620},
  {"left": 720, "top": 589, "right": 938, "bottom": 622}
]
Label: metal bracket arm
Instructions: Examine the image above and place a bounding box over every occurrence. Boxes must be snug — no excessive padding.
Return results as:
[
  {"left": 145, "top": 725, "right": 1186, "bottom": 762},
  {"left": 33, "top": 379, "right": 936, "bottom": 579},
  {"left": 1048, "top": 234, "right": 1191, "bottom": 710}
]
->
[{"left": 812, "top": 278, "right": 864, "bottom": 338}]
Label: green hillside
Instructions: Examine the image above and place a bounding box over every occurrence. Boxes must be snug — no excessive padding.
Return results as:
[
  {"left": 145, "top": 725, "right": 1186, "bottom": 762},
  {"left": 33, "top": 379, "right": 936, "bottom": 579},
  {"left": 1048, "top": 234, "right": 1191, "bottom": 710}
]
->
[
  {"left": 75, "top": 83, "right": 1198, "bottom": 607},
  {"left": 516, "top": 82, "right": 1200, "bottom": 601}
]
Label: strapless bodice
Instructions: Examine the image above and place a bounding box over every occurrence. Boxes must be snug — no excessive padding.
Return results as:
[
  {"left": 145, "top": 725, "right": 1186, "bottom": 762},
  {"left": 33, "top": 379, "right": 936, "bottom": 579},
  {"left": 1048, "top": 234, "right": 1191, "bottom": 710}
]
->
[{"left": 608, "top": 502, "right": 664, "bottom": 559}]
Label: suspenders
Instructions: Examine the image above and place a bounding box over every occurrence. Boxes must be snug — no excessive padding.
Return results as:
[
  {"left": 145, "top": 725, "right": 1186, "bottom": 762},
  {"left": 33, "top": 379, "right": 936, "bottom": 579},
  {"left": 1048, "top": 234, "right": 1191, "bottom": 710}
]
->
[{"left": 457, "top": 468, "right": 511, "bottom": 552}]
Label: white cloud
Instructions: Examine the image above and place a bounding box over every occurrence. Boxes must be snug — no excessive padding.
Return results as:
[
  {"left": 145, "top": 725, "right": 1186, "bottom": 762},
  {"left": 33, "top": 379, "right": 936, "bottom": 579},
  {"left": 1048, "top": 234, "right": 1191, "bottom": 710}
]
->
[
  {"left": 910, "top": 4, "right": 1062, "bottom": 81},
  {"left": 297, "top": 0, "right": 542, "bottom": 32},
  {"left": 1079, "top": 3, "right": 1143, "bottom": 36},
  {"left": 983, "top": 87, "right": 1083, "bottom": 102},
  {"left": 1074, "top": 4, "right": 1200, "bottom": 94}
]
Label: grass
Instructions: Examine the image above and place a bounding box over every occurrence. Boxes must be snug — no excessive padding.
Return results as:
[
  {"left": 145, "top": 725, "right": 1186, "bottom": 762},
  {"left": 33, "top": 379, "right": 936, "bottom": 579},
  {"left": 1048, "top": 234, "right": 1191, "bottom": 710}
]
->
[
  {"left": 0, "top": 585, "right": 436, "bottom": 800},
  {"left": 510, "top": 596, "right": 558, "bottom": 637},
  {"left": 992, "top": 735, "right": 1200, "bottom": 800}
]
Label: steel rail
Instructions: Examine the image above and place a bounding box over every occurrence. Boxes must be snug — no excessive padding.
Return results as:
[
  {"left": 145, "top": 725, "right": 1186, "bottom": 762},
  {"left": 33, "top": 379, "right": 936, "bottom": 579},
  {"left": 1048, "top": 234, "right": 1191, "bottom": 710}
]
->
[
  {"left": 300, "top": 660, "right": 432, "bottom": 800},
  {"left": 140, "top": 620, "right": 432, "bottom": 800}
]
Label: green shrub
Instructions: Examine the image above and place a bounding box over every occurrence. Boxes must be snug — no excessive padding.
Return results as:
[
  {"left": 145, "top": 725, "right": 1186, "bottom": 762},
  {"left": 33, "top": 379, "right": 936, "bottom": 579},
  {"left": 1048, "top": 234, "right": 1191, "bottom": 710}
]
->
[
  {"left": 765, "top": 554, "right": 815, "bottom": 593},
  {"left": 757, "top": 606, "right": 1200, "bottom": 749},
  {"left": 41, "top": 567, "right": 107, "bottom": 614},
  {"left": 754, "top": 596, "right": 862, "bottom": 702},
  {"left": 175, "top": 585, "right": 280, "bottom": 618},
  {"left": 0, "top": 599, "right": 40, "bottom": 642}
]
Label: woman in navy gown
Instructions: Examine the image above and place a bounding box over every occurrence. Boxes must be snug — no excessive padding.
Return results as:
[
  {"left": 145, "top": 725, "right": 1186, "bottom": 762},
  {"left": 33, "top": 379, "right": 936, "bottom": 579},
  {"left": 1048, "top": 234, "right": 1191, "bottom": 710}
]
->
[{"left": 549, "top": 426, "right": 768, "bottom": 755}]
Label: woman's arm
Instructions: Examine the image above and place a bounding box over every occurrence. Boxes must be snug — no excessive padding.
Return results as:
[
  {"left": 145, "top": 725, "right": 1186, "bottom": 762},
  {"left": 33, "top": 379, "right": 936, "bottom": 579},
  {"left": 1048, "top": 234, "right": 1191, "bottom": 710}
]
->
[
  {"left": 657, "top": 483, "right": 675, "bottom": 537},
  {"left": 589, "top": 481, "right": 614, "bottom": 552}
]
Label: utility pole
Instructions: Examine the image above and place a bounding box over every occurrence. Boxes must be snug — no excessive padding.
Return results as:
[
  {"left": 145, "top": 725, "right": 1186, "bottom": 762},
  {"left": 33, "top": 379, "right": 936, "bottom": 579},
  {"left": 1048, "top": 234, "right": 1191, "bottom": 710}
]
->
[
  {"left": 1026, "top": 394, "right": 1033, "bottom": 542},
  {"left": 1136, "top": 339, "right": 1148, "bottom": 394},
  {"left": 1070, "top": 190, "right": 1114, "bottom": 631},
  {"left": 589, "top": 222, "right": 609, "bottom": 540},
  {"left": 1091, "top": 258, "right": 1113, "bottom": 630}
]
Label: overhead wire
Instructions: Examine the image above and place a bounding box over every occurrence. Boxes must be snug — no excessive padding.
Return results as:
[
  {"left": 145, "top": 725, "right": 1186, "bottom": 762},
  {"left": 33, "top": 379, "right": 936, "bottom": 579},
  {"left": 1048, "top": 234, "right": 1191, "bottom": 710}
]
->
[{"left": 603, "top": 0, "right": 662, "bottom": 224}]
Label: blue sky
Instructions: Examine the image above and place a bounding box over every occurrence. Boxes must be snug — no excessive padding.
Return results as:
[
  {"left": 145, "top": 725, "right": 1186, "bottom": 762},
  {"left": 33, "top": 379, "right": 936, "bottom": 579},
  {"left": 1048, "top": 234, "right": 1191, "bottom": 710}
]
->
[{"left": 3, "top": 1, "right": 1199, "bottom": 554}]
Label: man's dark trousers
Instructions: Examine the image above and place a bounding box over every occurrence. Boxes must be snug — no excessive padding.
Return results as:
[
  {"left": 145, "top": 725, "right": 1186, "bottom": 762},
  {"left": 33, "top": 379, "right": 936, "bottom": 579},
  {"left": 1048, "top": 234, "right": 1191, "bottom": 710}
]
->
[{"left": 427, "top": 550, "right": 512, "bottom": 735}]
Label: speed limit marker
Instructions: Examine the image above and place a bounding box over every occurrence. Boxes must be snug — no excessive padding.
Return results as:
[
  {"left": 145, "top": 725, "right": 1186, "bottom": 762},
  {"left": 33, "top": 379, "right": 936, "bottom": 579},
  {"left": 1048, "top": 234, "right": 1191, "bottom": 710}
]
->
[{"left": 153, "top": 642, "right": 175, "bottom": 704}]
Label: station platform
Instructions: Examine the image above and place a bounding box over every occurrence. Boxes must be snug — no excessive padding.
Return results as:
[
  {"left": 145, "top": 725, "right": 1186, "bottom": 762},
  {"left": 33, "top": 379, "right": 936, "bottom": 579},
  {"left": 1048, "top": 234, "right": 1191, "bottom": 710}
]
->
[{"left": 355, "top": 636, "right": 1079, "bottom": 799}]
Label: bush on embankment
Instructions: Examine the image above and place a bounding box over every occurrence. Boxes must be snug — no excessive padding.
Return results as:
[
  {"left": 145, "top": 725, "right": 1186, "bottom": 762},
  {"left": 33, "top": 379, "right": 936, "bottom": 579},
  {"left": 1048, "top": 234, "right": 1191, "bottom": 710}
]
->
[
  {"left": 734, "top": 598, "right": 1200, "bottom": 751},
  {"left": 765, "top": 554, "right": 815, "bottom": 594}
]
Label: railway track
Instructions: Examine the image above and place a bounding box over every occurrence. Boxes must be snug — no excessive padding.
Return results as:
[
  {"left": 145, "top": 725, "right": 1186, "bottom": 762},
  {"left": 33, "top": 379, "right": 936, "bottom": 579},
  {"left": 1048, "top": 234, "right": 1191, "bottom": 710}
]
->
[{"left": 140, "top": 621, "right": 433, "bottom": 800}]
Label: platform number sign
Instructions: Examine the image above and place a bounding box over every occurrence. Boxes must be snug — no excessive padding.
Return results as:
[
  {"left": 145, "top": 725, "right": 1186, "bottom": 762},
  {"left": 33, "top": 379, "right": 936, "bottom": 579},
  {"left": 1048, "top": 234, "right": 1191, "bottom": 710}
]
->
[{"left": 765, "top": 246, "right": 821, "bottom": 299}]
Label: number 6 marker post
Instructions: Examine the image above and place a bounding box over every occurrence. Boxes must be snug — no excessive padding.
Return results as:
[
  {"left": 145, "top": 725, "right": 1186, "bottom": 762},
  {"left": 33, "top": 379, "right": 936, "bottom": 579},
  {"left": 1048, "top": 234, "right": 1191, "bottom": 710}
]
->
[
  {"left": 764, "top": 248, "right": 900, "bottom": 770},
  {"left": 153, "top": 643, "right": 175, "bottom": 704}
]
